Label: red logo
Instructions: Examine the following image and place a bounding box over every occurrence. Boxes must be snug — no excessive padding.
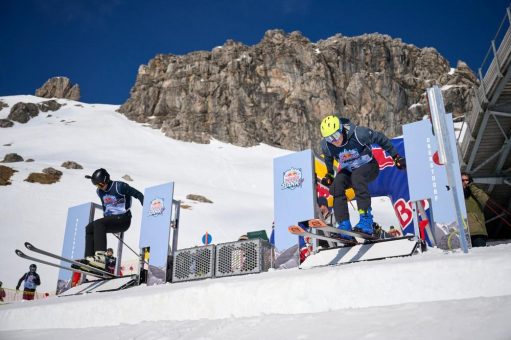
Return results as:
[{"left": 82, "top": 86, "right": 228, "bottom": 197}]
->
[{"left": 372, "top": 147, "right": 394, "bottom": 170}]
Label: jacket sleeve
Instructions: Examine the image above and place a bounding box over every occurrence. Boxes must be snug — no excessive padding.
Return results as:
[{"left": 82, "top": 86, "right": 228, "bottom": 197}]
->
[
  {"left": 120, "top": 182, "right": 144, "bottom": 205},
  {"left": 356, "top": 126, "right": 398, "bottom": 157},
  {"left": 35, "top": 273, "right": 41, "bottom": 286},
  {"left": 320, "top": 140, "right": 335, "bottom": 175},
  {"left": 16, "top": 273, "right": 26, "bottom": 289},
  {"left": 469, "top": 184, "right": 489, "bottom": 207}
]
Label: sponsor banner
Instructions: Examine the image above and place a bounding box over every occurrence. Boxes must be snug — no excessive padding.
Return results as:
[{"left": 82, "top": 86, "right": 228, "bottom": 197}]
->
[
  {"left": 273, "top": 150, "right": 315, "bottom": 261},
  {"left": 139, "top": 182, "right": 174, "bottom": 285},
  {"left": 57, "top": 203, "right": 94, "bottom": 294}
]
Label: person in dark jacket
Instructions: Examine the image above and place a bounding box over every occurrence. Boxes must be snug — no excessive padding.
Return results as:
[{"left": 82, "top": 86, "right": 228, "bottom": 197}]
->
[
  {"left": 16, "top": 264, "right": 41, "bottom": 300},
  {"left": 0, "top": 281, "right": 6, "bottom": 302},
  {"left": 462, "top": 172, "right": 489, "bottom": 247},
  {"left": 319, "top": 115, "right": 406, "bottom": 238},
  {"left": 83, "top": 168, "right": 144, "bottom": 269}
]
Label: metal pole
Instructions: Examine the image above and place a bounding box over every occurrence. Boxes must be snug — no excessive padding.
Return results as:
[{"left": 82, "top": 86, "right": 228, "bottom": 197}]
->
[
  {"left": 427, "top": 86, "right": 469, "bottom": 253},
  {"left": 171, "top": 200, "right": 181, "bottom": 261},
  {"left": 411, "top": 201, "right": 421, "bottom": 245},
  {"left": 115, "top": 233, "right": 124, "bottom": 276}
]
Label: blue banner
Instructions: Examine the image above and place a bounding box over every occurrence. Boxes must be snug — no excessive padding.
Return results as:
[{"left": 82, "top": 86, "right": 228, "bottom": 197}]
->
[
  {"left": 273, "top": 150, "right": 315, "bottom": 253},
  {"left": 139, "top": 182, "right": 174, "bottom": 285},
  {"left": 57, "top": 202, "right": 94, "bottom": 294}
]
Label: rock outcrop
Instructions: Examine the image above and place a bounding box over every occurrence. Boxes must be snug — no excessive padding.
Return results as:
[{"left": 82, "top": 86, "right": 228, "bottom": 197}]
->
[
  {"left": 0, "top": 165, "right": 16, "bottom": 186},
  {"left": 61, "top": 161, "right": 83, "bottom": 169},
  {"left": 35, "top": 77, "right": 80, "bottom": 101},
  {"left": 1, "top": 153, "right": 24, "bottom": 163},
  {"left": 25, "top": 167, "right": 63, "bottom": 184},
  {"left": 5, "top": 100, "right": 63, "bottom": 125},
  {"left": 118, "top": 30, "right": 477, "bottom": 152}
]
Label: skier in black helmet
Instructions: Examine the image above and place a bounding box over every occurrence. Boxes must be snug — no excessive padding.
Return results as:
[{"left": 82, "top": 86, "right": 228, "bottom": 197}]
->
[
  {"left": 16, "top": 263, "right": 41, "bottom": 300},
  {"left": 83, "top": 168, "right": 144, "bottom": 270}
]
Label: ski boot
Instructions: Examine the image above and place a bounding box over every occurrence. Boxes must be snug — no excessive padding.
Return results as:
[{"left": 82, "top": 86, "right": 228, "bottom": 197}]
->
[
  {"left": 353, "top": 208, "right": 374, "bottom": 235},
  {"left": 85, "top": 251, "right": 107, "bottom": 270},
  {"left": 336, "top": 219, "right": 354, "bottom": 240}
]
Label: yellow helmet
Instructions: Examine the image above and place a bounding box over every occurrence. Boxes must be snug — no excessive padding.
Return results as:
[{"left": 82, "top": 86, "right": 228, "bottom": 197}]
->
[{"left": 320, "top": 115, "right": 341, "bottom": 137}]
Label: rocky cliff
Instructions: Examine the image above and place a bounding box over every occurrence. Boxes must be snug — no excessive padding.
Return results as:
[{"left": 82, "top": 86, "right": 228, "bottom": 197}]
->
[
  {"left": 35, "top": 77, "right": 80, "bottom": 101},
  {"left": 118, "top": 30, "right": 476, "bottom": 152}
]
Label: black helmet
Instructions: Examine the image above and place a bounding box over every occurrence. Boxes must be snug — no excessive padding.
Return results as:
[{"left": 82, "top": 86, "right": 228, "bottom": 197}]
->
[
  {"left": 30, "top": 264, "right": 37, "bottom": 271},
  {"left": 87, "top": 168, "right": 110, "bottom": 186}
]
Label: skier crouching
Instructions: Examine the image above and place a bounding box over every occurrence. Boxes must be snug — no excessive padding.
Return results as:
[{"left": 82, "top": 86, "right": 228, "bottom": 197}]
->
[
  {"left": 319, "top": 115, "right": 406, "bottom": 239},
  {"left": 83, "top": 168, "right": 144, "bottom": 270}
]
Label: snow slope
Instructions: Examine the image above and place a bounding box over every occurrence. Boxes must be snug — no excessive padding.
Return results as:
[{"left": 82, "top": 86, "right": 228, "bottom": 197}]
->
[{"left": 1, "top": 244, "right": 510, "bottom": 339}]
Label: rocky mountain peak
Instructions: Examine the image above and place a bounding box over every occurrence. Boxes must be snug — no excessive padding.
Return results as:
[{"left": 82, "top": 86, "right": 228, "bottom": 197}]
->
[
  {"left": 118, "top": 29, "right": 476, "bottom": 153},
  {"left": 35, "top": 77, "right": 80, "bottom": 101}
]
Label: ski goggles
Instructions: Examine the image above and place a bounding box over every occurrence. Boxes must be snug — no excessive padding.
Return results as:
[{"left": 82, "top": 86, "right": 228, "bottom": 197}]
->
[{"left": 324, "top": 130, "right": 342, "bottom": 143}]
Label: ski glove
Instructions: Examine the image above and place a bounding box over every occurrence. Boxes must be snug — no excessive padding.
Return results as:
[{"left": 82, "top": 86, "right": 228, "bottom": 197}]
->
[
  {"left": 320, "top": 173, "right": 334, "bottom": 186},
  {"left": 393, "top": 155, "right": 406, "bottom": 170}
]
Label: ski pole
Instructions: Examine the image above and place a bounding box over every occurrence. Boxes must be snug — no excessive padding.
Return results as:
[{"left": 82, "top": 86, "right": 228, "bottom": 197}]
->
[{"left": 112, "top": 234, "right": 150, "bottom": 264}]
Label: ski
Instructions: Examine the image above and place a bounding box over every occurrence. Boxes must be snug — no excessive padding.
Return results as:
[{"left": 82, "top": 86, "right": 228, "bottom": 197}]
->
[
  {"left": 288, "top": 225, "right": 358, "bottom": 246},
  {"left": 307, "top": 219, "right": 414, "bottom": 244},
  {"left": 15, "top": 249, "right": 110, "bottom": 279},
  {"left": 308, "top": 219, "right": 380, "bottom": 241},
  {"left": 24, "top": 242, "right": 118, "bottom": 279}
]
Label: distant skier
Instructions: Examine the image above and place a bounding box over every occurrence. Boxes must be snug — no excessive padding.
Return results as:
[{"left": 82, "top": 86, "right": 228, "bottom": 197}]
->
[
  {"left": 16, "top": 264, "right": 41, "bottom": 300},
  {"left": 319, "top": 115, "right": 406, "bottom": 238},
  {"left": 83, "top": 168, "right": 144, "bottom": 270}
]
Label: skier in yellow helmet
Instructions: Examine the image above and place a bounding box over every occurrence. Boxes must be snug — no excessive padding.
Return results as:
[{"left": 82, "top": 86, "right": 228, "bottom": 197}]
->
[{"left": 319, "top": 115, "right": 406, "bottom": 238}]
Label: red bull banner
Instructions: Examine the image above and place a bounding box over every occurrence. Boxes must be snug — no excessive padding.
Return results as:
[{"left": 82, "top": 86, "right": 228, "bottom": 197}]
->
[{"left": 368, "top": 137, "right": 420, "bottom": 234}]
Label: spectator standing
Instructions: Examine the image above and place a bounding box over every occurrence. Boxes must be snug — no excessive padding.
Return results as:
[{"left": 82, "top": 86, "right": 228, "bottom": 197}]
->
[{"left": 462, "top": 172, "right": 490, "bottom": 247}]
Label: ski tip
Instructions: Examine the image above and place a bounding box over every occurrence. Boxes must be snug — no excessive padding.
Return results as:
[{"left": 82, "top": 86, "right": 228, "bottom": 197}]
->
[
  {"left": 15, "top": 249, "right": 24, "bottom": 255},
  {"left": 288, "top": 225, "right": 305, "bottom": 234},
  {"left": 308, "top": 219, "right": 327, "bottom": 228},
  {"left": 24, "top": 242, "right": 33, "bottom": 248}
]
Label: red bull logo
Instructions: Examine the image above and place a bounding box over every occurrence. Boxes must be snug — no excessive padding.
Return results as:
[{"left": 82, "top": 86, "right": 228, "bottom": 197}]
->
[
  {"left": 393, "top": 198, "right": 430, "bottom": 231},
  {"left": 281, "top": 167, "right": 305, "bottom": 190},
  {"left": 148, "top": 197, "right": 165, "bottom": 216}
]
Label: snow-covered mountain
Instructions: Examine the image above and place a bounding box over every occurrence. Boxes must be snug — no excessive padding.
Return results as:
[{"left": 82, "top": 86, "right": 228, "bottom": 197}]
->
[
  {"left": 1, "top": 95, "right": 510, "bottom": 339},
  {"left": 0, "top": 95, "right": 292, "bottom": 292}
]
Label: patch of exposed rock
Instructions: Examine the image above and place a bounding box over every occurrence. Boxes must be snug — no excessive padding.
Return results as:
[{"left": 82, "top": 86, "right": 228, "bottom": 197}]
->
[
  {"left": 6, "top": 100, "right": 63, "bottom": 124},
  {"left": 61, "top": 161, "right": 83, "bottom": 169},
  {"left": 119, "top": 30, "right": 476, "bottom": 153},
  {"left": 122, "top": 174, "right": 133, "bottom": 181},
  {"left": 186, "top": 194, "right": 213, "bottom": 203},
  {"left": 0, "top": 119, "right": 14, "bottom": 128},
  {"left": 1, "top": 153, "right": 24, "bottom": 163},
  {"left": 8, "top": 102, "right": 39, "bottom": 123},
  {"left": 0, "top": 165, "right": 16, "bottom": 186},
  {"left": 35, "top": 77, "right": 80, "bottom": 100},
  {"left": 0, "top": 100, "right": 8, "bottom": 111},
  {"left": 25, "top": 167, "right": 63, "bottom": 184},
  {"left": 38, "top": 100, "right": 62, "bottom": 112}
]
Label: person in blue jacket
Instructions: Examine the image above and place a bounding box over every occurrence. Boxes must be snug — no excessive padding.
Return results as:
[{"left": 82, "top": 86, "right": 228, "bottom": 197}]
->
[
  {"left": 319, "top": 115, "right": 406, "bottom": 238},
  {"left": 84, "top": 168, "right": 144, "bottom": 270},
  {"left": 16, "top": 264, "right": 41, "bottom": 300}
]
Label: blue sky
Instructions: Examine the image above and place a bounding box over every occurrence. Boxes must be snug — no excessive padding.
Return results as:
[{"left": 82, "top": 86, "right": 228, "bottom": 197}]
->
[{"left": 0, "top": 0, "right": 508, "bottom": 104}]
